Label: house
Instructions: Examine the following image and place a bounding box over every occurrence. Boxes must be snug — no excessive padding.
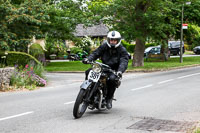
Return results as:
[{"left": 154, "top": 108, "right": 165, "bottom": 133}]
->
[
  {"left": 31, "top": 24, "right": 109, "bottom": 50},
  {"left": 67, "top": 23, "right": 109, "bottom": 48},
  {"left": 74, "top": 23, "right": 109, "bottom": 38}
]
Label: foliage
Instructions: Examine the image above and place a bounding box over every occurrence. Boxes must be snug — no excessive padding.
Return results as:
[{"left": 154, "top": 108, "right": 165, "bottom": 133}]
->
[
  {"left": 184, "top": 44, "right": 193, "bottom": 51},
  {"left": 121, "top": 40, "right": 158, "bottom": 53},
  {"left": 70, "top": 47, "right": 82, "bottom": 54},
  {"left": 194, "top": 128, "right": 200, "bottom": 133},
  {"left": 184, "top": 0, "right": 200, "bottom": 27},
  {"left": 121, "top": 40, "right": 135, "bottom": 53},
  {"left": 185, "top": 24, "right": 200, "bottom": 48},
  {"left": 45, "top": 37, "right": 67, "bottom": 59},
  {"left": 0, "top": 0, "right": 50, "bottom": 51},
  {"left": 0, "top": 0, "right": 92, "bottom": 52},
  {"left": 29, "top": 43, "right": 46, "bottom": 64},
  {"left": 10, "top": 64, "right": 46, "bottom": 90},
  {"left": 87, "top": 0, "right": 171, "bottom": 66},
  {"left": 43, "top": 0, "right": 89, "bottom": 40},
  {"left": 87, "top": 0, "right": 197, "bottom": 66},
  {"left": 89, "top": 0, "right": 180, "bottom": 42},
  {"left": 5, "top": 51, "right": 41, "bottom": 67},
  {"left": 75, "top": 36, "right": 93, "bottom": 53},
  {"left": 145, "top": 43, "right": 159, "bottom": 48}
]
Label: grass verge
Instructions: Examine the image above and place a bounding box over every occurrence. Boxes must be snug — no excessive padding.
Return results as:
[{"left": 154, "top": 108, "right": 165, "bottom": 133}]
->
[{"left": 44, "top": 56, "right": 200, "bottom": 72}]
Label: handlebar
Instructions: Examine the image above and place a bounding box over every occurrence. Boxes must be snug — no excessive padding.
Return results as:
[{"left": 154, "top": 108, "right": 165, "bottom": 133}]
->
[{"left": 83, "top": 60, "right": 121, "bottom": 79}]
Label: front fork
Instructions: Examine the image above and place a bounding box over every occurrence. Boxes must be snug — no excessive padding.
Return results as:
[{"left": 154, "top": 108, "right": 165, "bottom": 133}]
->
[
  {"left": 80, "top": 80, "right": 100, "bottom": 102},
  {"left": 81, "top": 80, "right": 106, "bottom": 110},
  {"left": 86, "top": 81, "right": 100, "bottom": 102}
]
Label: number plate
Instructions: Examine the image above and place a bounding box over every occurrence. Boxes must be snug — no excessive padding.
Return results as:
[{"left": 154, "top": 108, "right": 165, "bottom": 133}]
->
[{"left": 88, "top": 70, "right": 101, "bottom": 82}]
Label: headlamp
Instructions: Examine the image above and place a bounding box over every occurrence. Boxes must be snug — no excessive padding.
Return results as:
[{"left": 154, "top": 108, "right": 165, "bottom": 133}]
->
[{"left": 92, "top": 63, "right": 101, "bottom": 73}]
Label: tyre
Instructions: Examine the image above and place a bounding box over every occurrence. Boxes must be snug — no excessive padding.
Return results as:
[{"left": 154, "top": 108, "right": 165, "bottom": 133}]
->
[{"left": 73, "top": 89, "right": 88, "bottom": 119}]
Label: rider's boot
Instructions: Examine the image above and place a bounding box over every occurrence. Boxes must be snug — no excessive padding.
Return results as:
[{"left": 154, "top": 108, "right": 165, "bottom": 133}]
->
[{"left": 106, "top": 99, "right": 112, "bottom": 109}]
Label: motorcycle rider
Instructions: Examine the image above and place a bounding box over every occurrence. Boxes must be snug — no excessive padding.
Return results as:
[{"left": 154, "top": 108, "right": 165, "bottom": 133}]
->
[{"left": 82, "top": 31, "right": 129, "bottom": 109}]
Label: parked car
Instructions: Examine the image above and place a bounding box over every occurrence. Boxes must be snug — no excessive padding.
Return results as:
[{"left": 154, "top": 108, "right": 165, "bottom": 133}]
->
[
  {"left": 144, "top": 45, "right": 170, "bottom": 59},
  {"left": 193, "top": 46, "right": 200, "bottom": 54},
  {"left": 144, "top": 46, "right": 161, "bottom": 58},
  {"left": 168, "top": 41, "right": 185, "bottom": 55}
]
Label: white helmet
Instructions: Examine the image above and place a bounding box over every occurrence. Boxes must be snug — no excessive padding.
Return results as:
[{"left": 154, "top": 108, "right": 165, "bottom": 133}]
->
[{"left": 106, "top": 31, "right": 121, "bottom": 48}]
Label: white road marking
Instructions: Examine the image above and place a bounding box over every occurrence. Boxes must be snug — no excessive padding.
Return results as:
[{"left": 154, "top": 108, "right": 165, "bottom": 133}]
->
[
  {"left": 64, "top": 101, "right": 75, "bottom": 105},
  {"left": 0, "top": 111, "right": 34, "bottom": 121},
  {"left": 131, "top": 84, "right": 153, "bottom": 91},
  {"left": 131, "top": 72, "right": 200, "bottom": 92},
  {"left": 158, "top": 79, "right": 174, "bottom": 84},
  {"left": 177, "top": 73, "right": 200, "bottom": 79}
]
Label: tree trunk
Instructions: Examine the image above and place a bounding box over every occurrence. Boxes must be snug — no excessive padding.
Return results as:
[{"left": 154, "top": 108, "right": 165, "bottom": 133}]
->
[
  {"left": 160, "top": 39, "right": 169, "bottom": 61},
  {"left": 132, "top": 38, "right": 145, "bottom": 67},
  {"left": 132, "top": 1, "right": 150, "bottom": 67}
]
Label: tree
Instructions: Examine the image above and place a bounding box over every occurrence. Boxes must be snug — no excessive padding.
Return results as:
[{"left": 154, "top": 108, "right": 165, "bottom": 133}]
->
[
  {"left": 0, "top": 0, "right": 90, "bottom": 52},
  {"left": 0, "top": 0, "right": 49, "bottom": 51},
  {"left": 42, "top": 0, "right": 89, "bottom": 40},
  {"left": 88, "top": 0, "right": 182, "bottom": 66},
  {"left": 184, "top": 0, "right": 200, "bottom": 27}
]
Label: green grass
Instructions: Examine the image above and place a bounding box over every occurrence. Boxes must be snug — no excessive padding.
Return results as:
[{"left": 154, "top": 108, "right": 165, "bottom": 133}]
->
[
  {"left": 45, "top": 61, "right": 91, "bottom": 71},
  {"left": 44, "top": 56, "right": 200, "bottom": 72},
  {"left": 129, "top": 56, "right": 200, "bottom": 71},
  {"left": 193, "top": 128, "right": 200, "bottom": 133}
]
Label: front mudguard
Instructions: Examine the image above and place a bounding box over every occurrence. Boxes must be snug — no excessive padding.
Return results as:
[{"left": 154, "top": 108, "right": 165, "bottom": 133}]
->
[{"left": 80, "top": 80, "right": 92, "bottom": 90}]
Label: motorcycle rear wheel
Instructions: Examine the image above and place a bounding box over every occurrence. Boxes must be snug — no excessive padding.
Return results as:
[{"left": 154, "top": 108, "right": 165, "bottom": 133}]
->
[{"left": 73, "top": 89, "right": 88, "bottom": 119}]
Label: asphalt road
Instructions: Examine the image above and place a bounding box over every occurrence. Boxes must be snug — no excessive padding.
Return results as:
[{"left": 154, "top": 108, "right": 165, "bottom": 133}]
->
[{"left": 0, "top": 66, "right": 200, "bottom": 133}]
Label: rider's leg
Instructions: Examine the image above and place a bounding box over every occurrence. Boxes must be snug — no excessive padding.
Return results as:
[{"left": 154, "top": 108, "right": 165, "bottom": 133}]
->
[{"left": 106, "top": 73, "right": 118, "bottom": 109}]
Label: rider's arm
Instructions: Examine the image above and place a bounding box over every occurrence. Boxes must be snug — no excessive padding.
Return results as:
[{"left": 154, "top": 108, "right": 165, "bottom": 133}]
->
[
  {"left": 118, "top": 46, "right": 129, "bottom": 73},
  {"left": 87, "top": 43, "right": 106, "bottom": 61}
]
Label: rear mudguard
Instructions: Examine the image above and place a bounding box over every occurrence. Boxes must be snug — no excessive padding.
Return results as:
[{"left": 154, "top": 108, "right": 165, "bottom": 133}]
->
[{"left": 80, "top": 80, "right": 92, "bottom": 90}]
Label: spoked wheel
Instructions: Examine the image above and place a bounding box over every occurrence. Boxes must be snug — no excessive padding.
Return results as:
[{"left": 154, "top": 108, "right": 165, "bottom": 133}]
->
[{"left": 73, "top": 89, "right": 88, "bottom": 119}]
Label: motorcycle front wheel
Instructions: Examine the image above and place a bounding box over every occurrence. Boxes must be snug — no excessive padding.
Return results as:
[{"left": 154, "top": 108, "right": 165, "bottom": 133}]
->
[{"left": 73, "top": 89, "right": 88, "bottom": 119}]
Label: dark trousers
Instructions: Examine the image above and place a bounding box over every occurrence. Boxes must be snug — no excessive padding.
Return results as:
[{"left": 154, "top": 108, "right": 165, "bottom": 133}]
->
[{"left": 85, "top": 69, "right": 118, "bottom": 100}]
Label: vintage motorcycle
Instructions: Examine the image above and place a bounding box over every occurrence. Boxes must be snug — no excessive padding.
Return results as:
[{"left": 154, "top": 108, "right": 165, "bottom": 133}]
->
[{"left": 73, "top": 61, "right": 121, "bottom": 119}]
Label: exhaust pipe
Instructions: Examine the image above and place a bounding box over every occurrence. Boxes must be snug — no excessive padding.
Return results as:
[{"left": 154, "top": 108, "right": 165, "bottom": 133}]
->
[{"left": 98, "top": 90, "right": 106, "bottom": 111}]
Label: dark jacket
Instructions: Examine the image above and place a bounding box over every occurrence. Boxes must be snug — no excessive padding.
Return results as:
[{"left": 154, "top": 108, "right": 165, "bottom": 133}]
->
[{"left": 88, "top": 42, "right": 129, "bottom": 73}]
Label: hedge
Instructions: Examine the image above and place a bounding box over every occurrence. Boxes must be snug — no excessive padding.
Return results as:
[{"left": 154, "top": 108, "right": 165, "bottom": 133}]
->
[
  {"left": 121, "top": 40, "right": 159, "bottom": 53},
  {"left": 1, "top": 51, "right": 41, "bottom": 67},
  {"left": 29, "top": 43, "right": 45, "bottom": 64}
]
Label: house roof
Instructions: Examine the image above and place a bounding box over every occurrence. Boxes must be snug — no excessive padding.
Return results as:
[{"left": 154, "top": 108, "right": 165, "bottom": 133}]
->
[{"left": 74, "top": 24, "right": 109, "bottom": 37}]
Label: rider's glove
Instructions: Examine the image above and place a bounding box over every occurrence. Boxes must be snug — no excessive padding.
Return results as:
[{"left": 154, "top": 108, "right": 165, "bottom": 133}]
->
[
  {"left": 82, "top": 58, "right": 89, "bottom": 64},
  {"left": 117, "top": 71, "right": 122, "bottom": 78}
]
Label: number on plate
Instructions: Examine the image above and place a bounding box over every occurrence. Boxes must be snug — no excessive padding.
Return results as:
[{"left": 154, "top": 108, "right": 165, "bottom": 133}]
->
[{"left": 88, "top": 71, "right": 101, "bottom": 82}]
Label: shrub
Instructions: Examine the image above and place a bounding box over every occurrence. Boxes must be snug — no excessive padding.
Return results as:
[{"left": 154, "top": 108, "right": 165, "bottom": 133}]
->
[
  {"left": 6, "top": 51, "right": 41, "bottom": 67},
  {"left": 74, "top": 36, "right": 93, "bottom": 53},
  {"left": 45, "top": 37, "right": 67, "bottom": 59},
  {"left": 0, "top": 41, "right": 9, "bottom": 51},
  {"left": 70, "top": 47, "right": 82, "bottom": 54},
  {"left": 121, "top": 40, "right": 158, "bottom": 53},
  {"left": 29, "top": 43, "right": 46, "bottom": 64},
  {"left": 145, "top": 43, "right": 158, "bottom": 48},
  {"left": 184, "top": 44, "right": 193, "bottom": 51},
  {"left": 121, "top": 40, "right": 135, "bottom": 53}
]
